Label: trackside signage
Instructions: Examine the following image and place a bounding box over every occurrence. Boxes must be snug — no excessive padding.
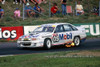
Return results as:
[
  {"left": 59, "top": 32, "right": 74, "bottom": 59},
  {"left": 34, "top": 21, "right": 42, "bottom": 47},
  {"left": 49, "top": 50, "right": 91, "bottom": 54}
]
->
[
  {"left": 24, "top": 26, "right": 38, "bottom": 35},
  {"left": 0, "top": 23, "right": 100, "bottom": 41},
  {"left": 0, "top": 26, "right": 24, "bottom": 40},
  {"left": 74, "top": 23, "right": 100, "bottom": 36}
]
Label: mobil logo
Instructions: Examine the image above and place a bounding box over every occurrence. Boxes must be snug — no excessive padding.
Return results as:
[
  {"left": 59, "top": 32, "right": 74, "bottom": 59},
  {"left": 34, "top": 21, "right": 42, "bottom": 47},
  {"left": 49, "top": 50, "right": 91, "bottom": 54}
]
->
[{"left": 59, "top": 33, "right": 72, "bottom": 40}]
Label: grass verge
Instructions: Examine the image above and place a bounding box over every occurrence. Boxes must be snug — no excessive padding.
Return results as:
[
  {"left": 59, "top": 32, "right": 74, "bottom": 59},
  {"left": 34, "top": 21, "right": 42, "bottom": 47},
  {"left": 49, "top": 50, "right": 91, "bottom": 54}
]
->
[{"left": 0, "top": 50, "right": 100, "bottom": 67}]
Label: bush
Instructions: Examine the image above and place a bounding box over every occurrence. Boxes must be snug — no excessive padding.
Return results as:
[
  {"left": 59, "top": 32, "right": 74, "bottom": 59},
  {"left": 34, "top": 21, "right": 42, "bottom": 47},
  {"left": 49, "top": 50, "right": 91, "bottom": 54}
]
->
[
  {"left": 7, "top": 0, "right": 12, "bottom": 2},
  {"left": 5, "top": 16, "right": 13, "bottom": 22}
]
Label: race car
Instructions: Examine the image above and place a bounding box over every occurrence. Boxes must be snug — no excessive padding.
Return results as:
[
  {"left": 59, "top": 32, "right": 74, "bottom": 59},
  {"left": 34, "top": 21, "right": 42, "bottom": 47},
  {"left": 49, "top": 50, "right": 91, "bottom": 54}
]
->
[{"left": 17, "top": 23, "right": 86, "bottom": 49}]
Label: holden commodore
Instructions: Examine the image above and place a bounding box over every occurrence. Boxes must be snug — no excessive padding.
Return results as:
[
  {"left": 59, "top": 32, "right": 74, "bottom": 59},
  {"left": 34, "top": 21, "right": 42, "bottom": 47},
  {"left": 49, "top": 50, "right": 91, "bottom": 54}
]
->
[{"left": 17, "top": 23, "right": 86, "bottom": 49}]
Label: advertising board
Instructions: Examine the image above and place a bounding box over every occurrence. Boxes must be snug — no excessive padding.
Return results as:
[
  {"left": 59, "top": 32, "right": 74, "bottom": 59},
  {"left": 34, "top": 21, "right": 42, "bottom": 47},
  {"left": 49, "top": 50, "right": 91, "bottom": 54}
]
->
[
  {"left": 24, "top": 26, "right": 38, "bottom": 35},
  {"left": 0, "top": 26, "right": 24, "bottom": 40},
  {"left": 75, "top": 23, "right": 100, "bottom": 36},
  {"left": 0, "top": 23, "right": 100, "bottom": 41}
]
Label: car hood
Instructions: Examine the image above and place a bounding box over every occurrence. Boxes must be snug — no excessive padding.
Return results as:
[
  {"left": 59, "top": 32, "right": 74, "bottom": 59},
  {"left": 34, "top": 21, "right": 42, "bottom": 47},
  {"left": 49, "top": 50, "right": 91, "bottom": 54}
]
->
[{"left": 20, "top": 32, "right": 52, "bottom": 38}]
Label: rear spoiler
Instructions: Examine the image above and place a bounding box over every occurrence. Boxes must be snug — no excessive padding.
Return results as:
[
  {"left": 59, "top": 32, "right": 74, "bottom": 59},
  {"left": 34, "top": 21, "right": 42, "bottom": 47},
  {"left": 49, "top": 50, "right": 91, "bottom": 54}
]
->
[{"left": 76, "top": 26, "right": 85, "bottom": 31}]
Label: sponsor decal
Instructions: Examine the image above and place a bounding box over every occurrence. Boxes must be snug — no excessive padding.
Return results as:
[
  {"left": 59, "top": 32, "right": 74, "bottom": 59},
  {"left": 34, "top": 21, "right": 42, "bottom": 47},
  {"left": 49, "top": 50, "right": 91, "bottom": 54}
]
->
[
  {"left": 53, "top": 34, "right": 59, "bottom": 42},
  {"left": 53, "top": 33, "right": 72, "bottom": 42},
  {"left": 32, "top": 35, "right": 39, "bottom": 37},
  {"left": 29, "top": 33, "right": 39, "bottom": 37},
  {"left": 42, "top": 35, "right": 52, "bottom": 38},
  {"left": 41, "top": 25, "right": 52, "bottom": 27},
  {"left": 59, "top": 33, "right": 72, "bottom": 40},
  {"left": 21, "top": 34, "right": 39, "bottom": 38},
  {"left": 25, "top": 35, "right": 29, "bottom": 38},
  {"left": 21, "top": 35, "right": 30, "bottom": 38},
  {"left": 0, "top": 26, "right": 23, "bottom": 40},
  {"left": 41, "top": 25, "right": 56, "bottom": 27}
]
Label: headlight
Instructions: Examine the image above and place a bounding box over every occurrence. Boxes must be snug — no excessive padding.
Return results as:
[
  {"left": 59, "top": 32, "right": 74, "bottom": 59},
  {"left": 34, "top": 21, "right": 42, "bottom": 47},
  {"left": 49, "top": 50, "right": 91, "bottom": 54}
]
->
[{"left": 31, "top": 38, "right": 37, "bottom": 40}]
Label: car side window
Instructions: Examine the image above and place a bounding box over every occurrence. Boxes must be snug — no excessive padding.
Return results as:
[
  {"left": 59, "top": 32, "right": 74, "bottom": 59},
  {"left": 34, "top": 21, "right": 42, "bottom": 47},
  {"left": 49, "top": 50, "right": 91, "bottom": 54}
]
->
[
  {"left": 55, "top": 25, "right": 64, "bottom": 33},
  {"left": 69, "top": 25, "right": 78, "bottom": 31},
  {"left": 63, "top": 24, "right": 72, "bottom": 31}
]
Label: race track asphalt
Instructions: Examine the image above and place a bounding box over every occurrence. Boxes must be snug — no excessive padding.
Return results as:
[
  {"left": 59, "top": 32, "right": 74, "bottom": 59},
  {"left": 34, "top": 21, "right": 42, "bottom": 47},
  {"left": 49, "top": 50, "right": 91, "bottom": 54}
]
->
[{"left": 0, "top": 38, "right": 100, "bottom": 55}]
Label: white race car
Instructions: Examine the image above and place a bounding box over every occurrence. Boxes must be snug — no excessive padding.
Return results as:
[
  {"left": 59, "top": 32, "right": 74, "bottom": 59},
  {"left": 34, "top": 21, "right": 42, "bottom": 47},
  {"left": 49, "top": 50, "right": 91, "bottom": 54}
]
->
[{"left": 17, "top": 23, "right": 86, "bottom": 49}]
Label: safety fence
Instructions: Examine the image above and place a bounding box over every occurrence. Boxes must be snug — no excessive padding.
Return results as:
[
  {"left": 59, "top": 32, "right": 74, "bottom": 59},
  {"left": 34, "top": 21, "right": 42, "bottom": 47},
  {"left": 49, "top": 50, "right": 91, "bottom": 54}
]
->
[{"left": 0, "top": 0, "right": 99, "bottom": 20}]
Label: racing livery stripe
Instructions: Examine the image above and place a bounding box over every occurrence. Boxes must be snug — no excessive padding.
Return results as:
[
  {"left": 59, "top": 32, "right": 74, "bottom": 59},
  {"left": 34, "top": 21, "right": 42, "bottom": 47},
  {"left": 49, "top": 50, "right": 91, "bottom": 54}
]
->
[{"left": 52, "top": 41, "right": 73, "bottom": 45}]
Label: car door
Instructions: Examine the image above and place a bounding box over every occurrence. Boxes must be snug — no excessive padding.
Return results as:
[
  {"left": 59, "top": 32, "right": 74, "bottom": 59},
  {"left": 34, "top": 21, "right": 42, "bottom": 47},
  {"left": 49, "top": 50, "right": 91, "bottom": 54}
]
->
[
  {"left": 52, "top": 25, "right": 65, "bottom": 45},
  {"left": 63, "top": 24, "right": 80, "bottom": 43},
  {"left": 68, "top": 24, "right": 80, "bottom": 37},
  {"left": 62, "top": 24, "right": 73, "bottom": 44}
]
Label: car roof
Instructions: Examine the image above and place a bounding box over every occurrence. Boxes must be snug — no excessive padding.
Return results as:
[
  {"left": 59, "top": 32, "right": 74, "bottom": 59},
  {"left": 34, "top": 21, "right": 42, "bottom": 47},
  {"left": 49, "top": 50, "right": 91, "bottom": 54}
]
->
[{"left": 41, "top": 23, "right": 70, "bottom": 27}]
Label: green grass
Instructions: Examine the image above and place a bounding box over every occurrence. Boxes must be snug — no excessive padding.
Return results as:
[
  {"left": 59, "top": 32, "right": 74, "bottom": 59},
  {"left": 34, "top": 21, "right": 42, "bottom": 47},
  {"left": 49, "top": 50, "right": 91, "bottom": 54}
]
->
[
  {"left": 0, "top": 50, "right": 100, "bottom": 67},
  {"left": 0, "top": 0, "right": 100, "bottom": 27},
  {"left": 1, "top": 15, "right": 100, "bottom": 27}
]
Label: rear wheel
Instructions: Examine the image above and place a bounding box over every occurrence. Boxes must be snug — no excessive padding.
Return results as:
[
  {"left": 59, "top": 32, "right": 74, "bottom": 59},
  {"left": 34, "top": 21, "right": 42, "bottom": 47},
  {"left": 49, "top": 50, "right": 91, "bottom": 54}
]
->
[
  {"left": 74, "top": 37, "right": 80, "bottom": 46},
  {"left": 44, "top": 39, "right": 52, "bottom": 49}
]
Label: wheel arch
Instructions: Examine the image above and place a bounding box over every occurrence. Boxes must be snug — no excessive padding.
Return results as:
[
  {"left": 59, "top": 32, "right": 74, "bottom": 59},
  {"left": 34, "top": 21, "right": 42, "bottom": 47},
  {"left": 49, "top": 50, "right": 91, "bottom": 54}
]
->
[
  {"left": 73, "top": 35, "right": 81, "bottom": 46},
  {"left": 74, "top": 35, "right": 80, "bottom": 40},
  {"left": 43, "top": 38, "right": 52, "bottom": 49},
  {"left": 44, "top": 38, "right": 52, "bottom": 44},
  {"left": 73, "top": 35, "right": 81, "bottom": 43}
]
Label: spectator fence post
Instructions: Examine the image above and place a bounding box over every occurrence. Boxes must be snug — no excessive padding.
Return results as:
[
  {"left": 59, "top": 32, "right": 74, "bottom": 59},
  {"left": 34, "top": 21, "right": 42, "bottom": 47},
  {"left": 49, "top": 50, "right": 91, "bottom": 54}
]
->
[
  {"left": 75, "top": 1, "right": 77, "bottom": 16},
  {"left": 99, "top": 0, "right": 100, "bottom": 16},
  {"left": 49, "top": 0, "right": 51, "bottom": 17},
  {"left": 73, "top": 10, "right": 74, "bottom": 16},
  {"left": 23, "top": 3, "right": 25, "bottom": 20},
  {"left": 15, "top": 0, "right": 18, "bottom": 4},
  {"left": 20, "top": 0, "right": 22, "bottom": 5},
  {"left": 66, "top": 6, "right": 68, "bottom": 15}
]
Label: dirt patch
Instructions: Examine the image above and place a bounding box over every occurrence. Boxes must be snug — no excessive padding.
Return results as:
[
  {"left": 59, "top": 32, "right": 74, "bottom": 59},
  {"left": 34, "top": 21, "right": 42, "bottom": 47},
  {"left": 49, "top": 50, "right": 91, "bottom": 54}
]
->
[{"left": 66, "top": 51, "right": 100, "bottom": 57}]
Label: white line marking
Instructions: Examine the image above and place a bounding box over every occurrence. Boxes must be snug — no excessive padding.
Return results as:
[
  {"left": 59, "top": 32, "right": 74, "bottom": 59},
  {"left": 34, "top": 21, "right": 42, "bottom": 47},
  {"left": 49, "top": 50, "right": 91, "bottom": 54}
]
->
[{"left": 0, "top": 55, "right": 14, "bottom": 57}]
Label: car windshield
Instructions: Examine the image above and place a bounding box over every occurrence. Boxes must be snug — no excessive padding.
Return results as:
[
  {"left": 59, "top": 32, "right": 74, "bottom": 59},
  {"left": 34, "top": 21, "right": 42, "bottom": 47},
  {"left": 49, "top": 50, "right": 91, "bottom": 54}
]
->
[{"left": 33, "top": 26, "right": 55, "bottom": 32}]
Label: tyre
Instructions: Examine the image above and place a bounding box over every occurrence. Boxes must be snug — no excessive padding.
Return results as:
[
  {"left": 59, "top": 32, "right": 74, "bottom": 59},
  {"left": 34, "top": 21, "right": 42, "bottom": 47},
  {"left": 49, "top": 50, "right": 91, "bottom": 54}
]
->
[
  {"left": 73, "top": 37, "right": 80, "bottom": 46},
  {"left": 44, "top": 39, "right": 52, "bottom": 49}
]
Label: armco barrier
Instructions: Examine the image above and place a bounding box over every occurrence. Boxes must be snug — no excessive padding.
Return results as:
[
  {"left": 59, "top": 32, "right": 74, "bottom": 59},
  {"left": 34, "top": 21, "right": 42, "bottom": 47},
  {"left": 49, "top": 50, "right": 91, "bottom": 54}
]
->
[
  {"left": 0, "top": 26, "right": 24, "bottom": 40},
  {"left": 0, "top": 23, "right": 100, "bottom": 40}
]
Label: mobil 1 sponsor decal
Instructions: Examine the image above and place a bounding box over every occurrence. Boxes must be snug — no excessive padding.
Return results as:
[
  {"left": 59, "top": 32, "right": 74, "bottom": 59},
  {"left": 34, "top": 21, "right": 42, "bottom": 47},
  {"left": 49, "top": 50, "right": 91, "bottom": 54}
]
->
[
  {"left": 59, "top": 33, "right": 72, "bottom": 40},
  {"left": 80, "top": 23, "right": 100, "bottom": 36},
  {"left": 0, "top": 26, "right": 24, "bottom": 40},
  {"left": 53, "top": 33, "right": 72, "bottom": 42}
]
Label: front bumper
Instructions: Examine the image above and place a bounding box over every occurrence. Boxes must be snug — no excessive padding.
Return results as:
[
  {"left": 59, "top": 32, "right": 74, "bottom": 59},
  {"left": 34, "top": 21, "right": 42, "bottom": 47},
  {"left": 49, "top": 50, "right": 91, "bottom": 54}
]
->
[{"left": 17, "top": 40, "right": 44, "bottom": 48}]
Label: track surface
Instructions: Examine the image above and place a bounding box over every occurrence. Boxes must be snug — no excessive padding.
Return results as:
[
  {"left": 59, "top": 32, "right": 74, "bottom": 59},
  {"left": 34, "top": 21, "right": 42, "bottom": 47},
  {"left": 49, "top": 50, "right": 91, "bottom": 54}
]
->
[{"left": 0, "top": 38, "right": 100, "bottom": 55}]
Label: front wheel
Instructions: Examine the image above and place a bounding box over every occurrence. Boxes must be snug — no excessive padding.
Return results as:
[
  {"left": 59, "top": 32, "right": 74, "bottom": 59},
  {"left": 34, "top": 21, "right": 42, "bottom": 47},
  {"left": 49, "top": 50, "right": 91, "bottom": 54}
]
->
[
  {"left": 73, "top": 37, "right": 80, "bottom": 46},
  {"left": 44, "top": 39, "right": 52, "bottom": 49}
]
